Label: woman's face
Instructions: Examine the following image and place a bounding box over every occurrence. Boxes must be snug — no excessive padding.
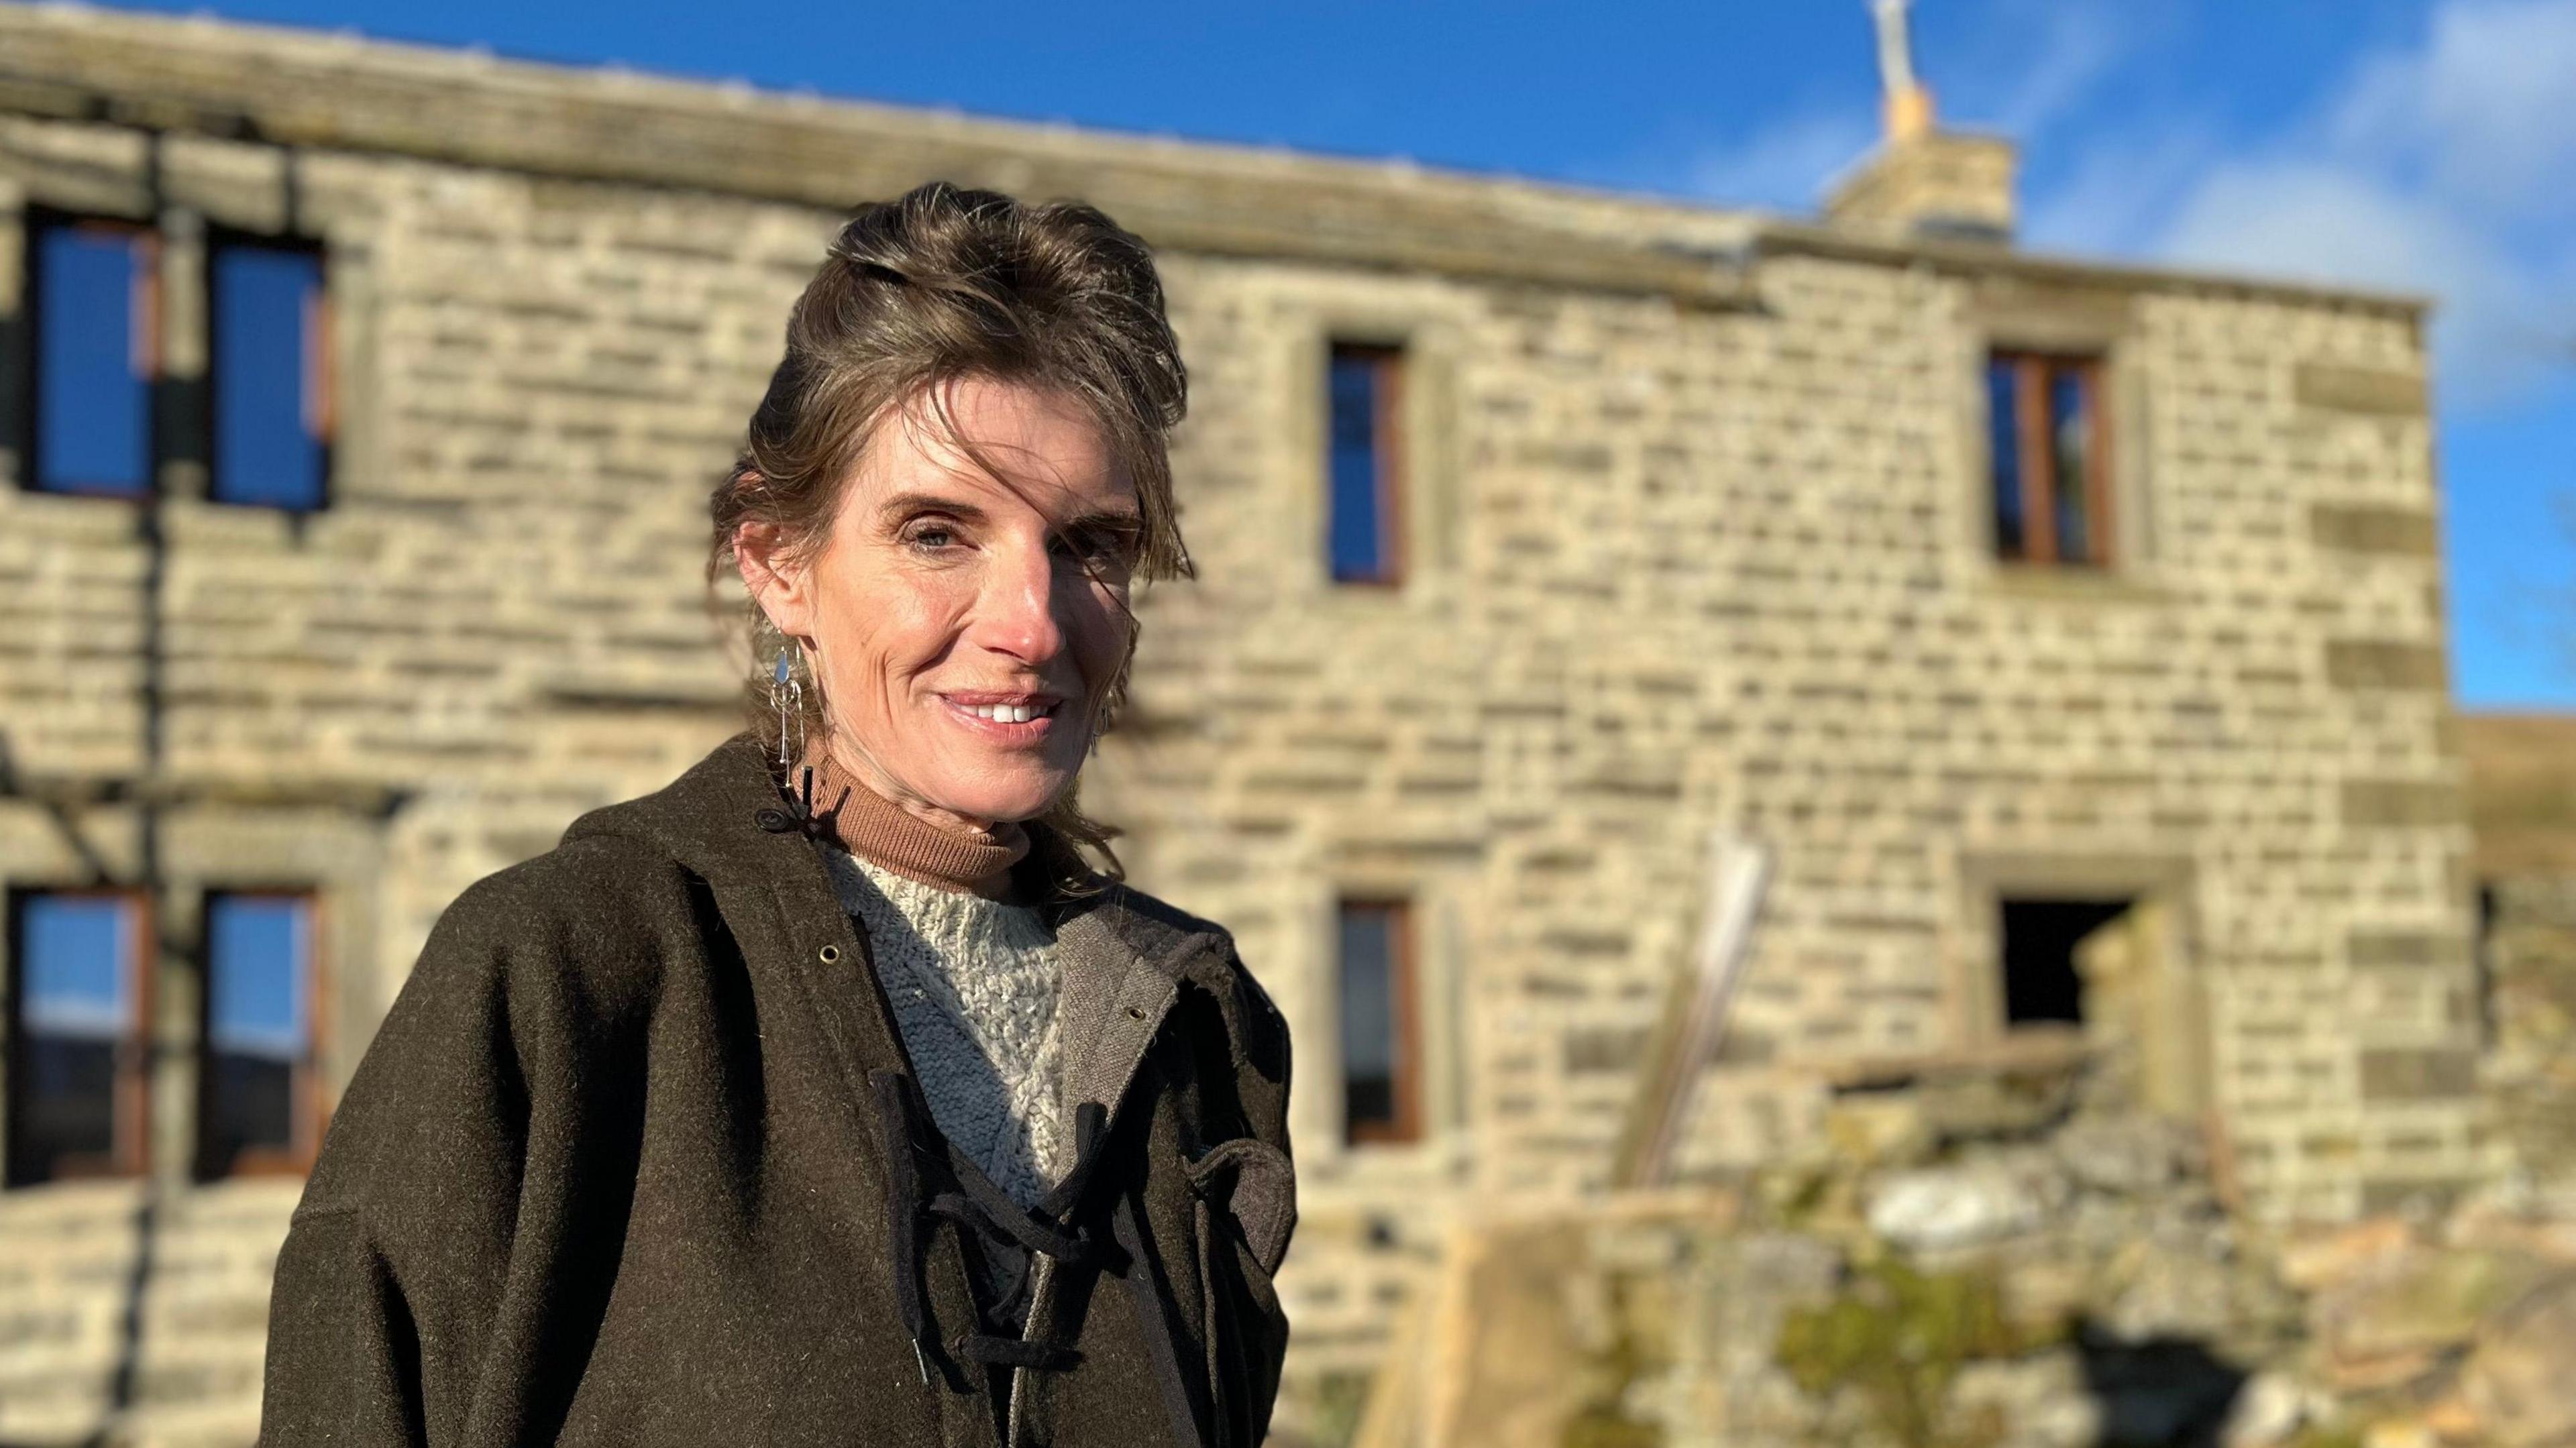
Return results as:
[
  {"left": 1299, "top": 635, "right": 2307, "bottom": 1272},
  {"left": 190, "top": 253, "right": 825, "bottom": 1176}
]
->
[{"left": 743, "top": 375, "right": 1142, "bottom": 831}]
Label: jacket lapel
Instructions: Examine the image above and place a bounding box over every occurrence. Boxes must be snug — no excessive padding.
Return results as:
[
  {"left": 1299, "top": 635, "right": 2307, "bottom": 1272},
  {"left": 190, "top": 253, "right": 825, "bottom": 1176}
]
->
[{"left": 569, "top": 735, "right": 1010, "bottom": 1436}]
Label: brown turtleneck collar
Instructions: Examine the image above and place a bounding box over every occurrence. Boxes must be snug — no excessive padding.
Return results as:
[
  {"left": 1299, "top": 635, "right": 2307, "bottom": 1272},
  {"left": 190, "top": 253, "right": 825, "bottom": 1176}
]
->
[{"left": 788, "top": 748, "right": 1032, "bottom": 896}]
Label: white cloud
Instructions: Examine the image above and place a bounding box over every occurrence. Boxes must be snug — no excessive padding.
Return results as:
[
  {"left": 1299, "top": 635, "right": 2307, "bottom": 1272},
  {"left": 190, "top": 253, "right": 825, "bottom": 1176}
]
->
[
  {"left": 2029, "top": 0, "right": 2576, "bottom": 412},
  {"left": 1671, "top": 109, "right": 1880, "bottom": 213},
  {"left": 2327, "top": 0, "right": 2576, "bottom": 217},
  {"left": 2157, "top": 160, "right": 2571, "bottom": 404},
  {"left": 2020, "top": 123, "right": 2221, "bottom": 256},
  {"left": 2161, "top": 164, "right": 2491, "bottom": 303}
]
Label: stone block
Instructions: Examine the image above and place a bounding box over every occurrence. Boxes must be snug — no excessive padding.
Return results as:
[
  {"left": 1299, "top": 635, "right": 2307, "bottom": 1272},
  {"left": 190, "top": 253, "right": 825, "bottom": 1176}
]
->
[
  {"left": 2343, "top": 779, "right": 2467, "bottom": 828},
  {"left": 2296, "top": 361, "right": 2428, "bottom": 416},
  {"left": 2459, "top": 1269, "right": 2576, "bottom": 1448},
  {"left": 2313, "top": 1247, "right": 2548, "bottom": 1387},
  {"left": 1865, "top": 1152, "right": 2072, "bottom": 1251},
  {"left": 2359, "top": 1047, "right": 2479, "bottom": 1101},
  {"left": 1564, "top": 1026, "right": 1652, "bottom": 1074},
  {"left": 2326, "top": 640, "right": 2449, "bottom": 691},
  {"left": 2349, "top": 930, "right": 2469, "bottom": 970},
  {"left": 2312, "top": 503, "right": 2439, "bottom": 557}
]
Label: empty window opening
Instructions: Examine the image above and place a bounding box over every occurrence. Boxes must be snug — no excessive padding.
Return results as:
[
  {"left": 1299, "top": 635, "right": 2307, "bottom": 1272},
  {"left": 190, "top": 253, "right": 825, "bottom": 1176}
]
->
[
  {"left": 1987, "top": 349, "right": 2110, "bottom": 567},
  {"left": 7, "top": 891, "right": 151, "bottom": 1185},
  {"left": 210, "top": 237, "right": 331, "bottom": 510},
  {"left": 199, "top": 892, "right": 321, "bottom": 1178},
  {"left": 1326, "top": 341, "right": 1405, "bottom": 585},
  {"left": 30, "top": 215, "right": 160, "bottom": 498},
  {"left": 1338, "top": 896, "right": 1420, "bottom": 1146},
  {"left": 1998, "top": 896, "right": 2134, "bottom": 1026},
  {"left": 2473, "top": 885, "right": 2499, "bottom": 1052}
]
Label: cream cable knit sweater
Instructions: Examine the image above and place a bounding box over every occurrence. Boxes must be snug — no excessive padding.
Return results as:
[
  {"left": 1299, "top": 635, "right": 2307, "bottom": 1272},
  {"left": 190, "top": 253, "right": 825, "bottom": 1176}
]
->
[{"left": 816, "top": 841, "right": 1070, "bottom": 1211}]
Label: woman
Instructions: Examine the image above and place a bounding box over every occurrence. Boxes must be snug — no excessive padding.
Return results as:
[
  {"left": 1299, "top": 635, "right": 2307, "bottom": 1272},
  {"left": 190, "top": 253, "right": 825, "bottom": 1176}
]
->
[{"left": 260, "top": 183, "right": 1295, "bottom": 1448}]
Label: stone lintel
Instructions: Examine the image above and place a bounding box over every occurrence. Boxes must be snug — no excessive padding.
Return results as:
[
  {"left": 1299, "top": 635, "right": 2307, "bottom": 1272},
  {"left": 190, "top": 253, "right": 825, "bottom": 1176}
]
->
[
  {"left": 2296, "top": 361, "right": 2430, "bottom": 416},
  {"left": 2342, "top": 778, "right": 2467, "bottom": 829},
  {"left": 2348, "top": 930, "right": 2471, "bottom": 970},
  {"left": 1756, "top": 223, "right": 2430, "bottom": 318},
  {"left": 2312, "top": 504, "right": 2440, "bottom": 558},
  {"left": 2326, "top": 640, "right": 2449, "bottom": 692},
  {"left": 2357, "top": 1046, "right": 2479, "bottom": 1101}
]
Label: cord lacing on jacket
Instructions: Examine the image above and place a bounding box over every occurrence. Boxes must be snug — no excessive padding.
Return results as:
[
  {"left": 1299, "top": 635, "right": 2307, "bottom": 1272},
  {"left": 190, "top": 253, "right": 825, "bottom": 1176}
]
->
[
  {"left": 869, "top": 1067, "right": 1214, "bottom": 1446},
  {"left": 870, "top": 1071, "right": 1124, "bottom": 1380}
]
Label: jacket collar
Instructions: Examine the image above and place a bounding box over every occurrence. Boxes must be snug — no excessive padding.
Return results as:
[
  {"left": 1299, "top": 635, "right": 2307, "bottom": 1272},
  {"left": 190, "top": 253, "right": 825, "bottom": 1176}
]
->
[{"left": 561, "top": 730, "right": 1234, "bottom": 1117}]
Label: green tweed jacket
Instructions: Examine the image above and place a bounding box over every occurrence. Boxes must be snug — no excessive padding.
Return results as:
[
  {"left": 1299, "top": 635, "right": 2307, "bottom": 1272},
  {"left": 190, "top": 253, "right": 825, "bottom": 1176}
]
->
[{"left": 258, "top": 732, "right": 1295, "bottom": 1447}]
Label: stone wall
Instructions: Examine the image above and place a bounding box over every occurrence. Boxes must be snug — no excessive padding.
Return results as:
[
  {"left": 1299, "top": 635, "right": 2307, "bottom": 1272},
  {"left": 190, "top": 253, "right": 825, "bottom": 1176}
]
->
[
  {"left": 1108, "top": 247, "right": 2475, "bottom": 1384},
  {"left": 0, "top": 6, "right": 2479, "bottom": 1443},
  {"left": 0, "top": 1182, "right": 296, "bottom": 1447}
]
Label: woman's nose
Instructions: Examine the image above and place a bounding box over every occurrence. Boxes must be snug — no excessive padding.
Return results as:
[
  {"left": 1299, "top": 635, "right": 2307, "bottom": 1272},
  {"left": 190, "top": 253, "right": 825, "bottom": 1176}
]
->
[{"left": 969, "top": 538, "right": 1069, "bottom": 665}]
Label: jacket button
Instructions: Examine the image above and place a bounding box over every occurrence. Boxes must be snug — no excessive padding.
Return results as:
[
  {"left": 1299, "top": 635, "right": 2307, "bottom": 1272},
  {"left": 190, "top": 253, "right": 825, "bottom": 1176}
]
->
[{"left": 755, "top": 807, "right": 794, "bottom": 833}]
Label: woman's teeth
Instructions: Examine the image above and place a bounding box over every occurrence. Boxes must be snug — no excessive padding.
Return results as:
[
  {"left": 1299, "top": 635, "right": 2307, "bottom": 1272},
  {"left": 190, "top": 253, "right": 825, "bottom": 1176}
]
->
[{"left": 963, "top": 702, "right": 1055, "bottom": 724}]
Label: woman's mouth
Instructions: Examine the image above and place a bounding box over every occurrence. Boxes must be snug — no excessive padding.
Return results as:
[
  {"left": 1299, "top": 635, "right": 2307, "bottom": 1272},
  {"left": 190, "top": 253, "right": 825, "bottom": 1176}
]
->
[{"left": 939, "top": 693, "right": 1063, "bottom": 746}]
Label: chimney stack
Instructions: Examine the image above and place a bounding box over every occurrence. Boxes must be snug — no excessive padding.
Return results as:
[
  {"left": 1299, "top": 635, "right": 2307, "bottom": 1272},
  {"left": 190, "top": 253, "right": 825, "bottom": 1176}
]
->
[{"left": 1823, "top": 0, "right": 2019, "bottom": 245}]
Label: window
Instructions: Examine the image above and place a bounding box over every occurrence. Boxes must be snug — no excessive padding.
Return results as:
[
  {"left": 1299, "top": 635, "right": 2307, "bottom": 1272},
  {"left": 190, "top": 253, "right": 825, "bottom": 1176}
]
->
[
  {"left": 6, "top": 891, "right": 150, "bottom": 1184},
  {"left": 1337, "top": 897, "right": 1420, "bottom": 1146},
  {"left": 209, "top": 237, "right": 331, "bottom": 510},
  {"left": 199, "top": 893, "right": 322, "bottom": 1177},
  {"left": 1326, "top": 342, "right": 1405, "bottom": 585},
  {"left": 1998, "top": 896, "right": 2134, "bottom": 1027},
  {"left": 29, "top": 215, "right": 159, "bottom": 498},
  {"left": 1987, "top": 350, "right": 2110, "bottom": 567},
  {"left": 16, "top": 217, "right": 330, "bottom": 510}
]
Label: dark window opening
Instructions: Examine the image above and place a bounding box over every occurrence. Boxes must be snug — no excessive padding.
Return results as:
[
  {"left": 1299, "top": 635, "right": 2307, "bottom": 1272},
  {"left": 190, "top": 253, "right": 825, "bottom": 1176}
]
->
[
  {"left": 6, "top": 891, "right": 150, "bottom": 1185},
  {"left": 1326, "top": 342, "right": 1405, "bottom": 585},
  {"left": 199, "top": 892, "right": 320, "bottom": 1178},
  {"left": 1987, "top": 349, "right": 2110, "bottom": 568},
  {"left": 1999, "top": 896, "right": 2134, "bottom": 1027},
  {"left": 2474, "top": 885, "right": 2499, "bottom": 1052},
  {"left": 209, "top": 237, "right": 331, "bottom": 510},
  {"left": 29, "top": 215, "right": 159, "bottom": 498},
  {"left": 1338, "top": 897, "right": 1420, "bottom": 1145}
]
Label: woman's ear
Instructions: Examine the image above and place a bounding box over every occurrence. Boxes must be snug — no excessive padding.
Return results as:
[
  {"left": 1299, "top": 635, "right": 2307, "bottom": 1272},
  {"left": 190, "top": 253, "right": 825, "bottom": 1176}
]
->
[{"left": 735, "top": 519, "right": 818, "bottom": 639}]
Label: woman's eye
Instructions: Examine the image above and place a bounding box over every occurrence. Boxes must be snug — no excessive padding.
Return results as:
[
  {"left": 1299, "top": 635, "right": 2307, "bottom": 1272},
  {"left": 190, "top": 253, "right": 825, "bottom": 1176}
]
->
[
  {"left": 904, "top": 524, "right": 959, "bottom": 551},
  {"left": 1059, "top": 527, "right": 1138, "bottom": 570}
]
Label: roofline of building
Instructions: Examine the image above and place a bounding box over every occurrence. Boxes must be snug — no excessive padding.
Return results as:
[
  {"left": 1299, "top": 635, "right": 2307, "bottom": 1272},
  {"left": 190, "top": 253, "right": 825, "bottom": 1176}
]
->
[
  {"left": 0, "top": 3, "right": 2428, "bottom": 319},
  {"left": 1754, "top": 221, "right": 2432, "bottom": 317}
]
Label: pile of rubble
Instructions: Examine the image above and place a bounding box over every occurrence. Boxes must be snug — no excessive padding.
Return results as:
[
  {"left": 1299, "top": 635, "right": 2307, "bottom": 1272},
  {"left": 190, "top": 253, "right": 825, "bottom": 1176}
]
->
[{"left": 1329, "top": 1054, "right": 2576, "bottom": 1448}]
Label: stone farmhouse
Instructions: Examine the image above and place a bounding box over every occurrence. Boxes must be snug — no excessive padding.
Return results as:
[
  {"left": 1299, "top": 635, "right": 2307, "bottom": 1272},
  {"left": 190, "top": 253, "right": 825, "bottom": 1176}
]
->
[{"left": 0, "top": 4, "right": 2498, "bottom": 1443}]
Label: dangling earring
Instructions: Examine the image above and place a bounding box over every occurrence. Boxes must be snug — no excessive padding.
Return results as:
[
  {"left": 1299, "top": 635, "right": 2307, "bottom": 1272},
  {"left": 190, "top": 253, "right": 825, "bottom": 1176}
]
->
[{"left": 770, "top": 643, "right": 806, "bottom": 771}]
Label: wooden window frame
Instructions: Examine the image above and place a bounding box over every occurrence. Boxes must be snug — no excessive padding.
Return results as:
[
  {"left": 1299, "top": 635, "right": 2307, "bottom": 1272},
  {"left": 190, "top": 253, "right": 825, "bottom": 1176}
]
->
[
  {"left": 5, "top": 888, "right": 155, "bottom": 1186},
  {"left": 1990, "top": 349, "right": 2114, "bottom": 569},
  {"left": 205, "top": 229, "right": 335, "bottom": 512},
  {"left": 1338, "top": 895, "right": 1422, "bottom": 1148},
  {"left": 196, "top": 889, "right": 330, "bottom": 1180},
  {"left": 1326, "top": 341, "right": 1408, "bottom": 588},
  {"left": 21, "top": 210, "right": 164, "bottom": 500}
]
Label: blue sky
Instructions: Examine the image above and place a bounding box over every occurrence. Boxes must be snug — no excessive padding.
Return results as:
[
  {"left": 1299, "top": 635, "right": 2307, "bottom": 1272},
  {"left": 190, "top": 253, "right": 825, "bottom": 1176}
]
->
[{"left": 90, "top": 0, "right": 2576, "bottom": 707}]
